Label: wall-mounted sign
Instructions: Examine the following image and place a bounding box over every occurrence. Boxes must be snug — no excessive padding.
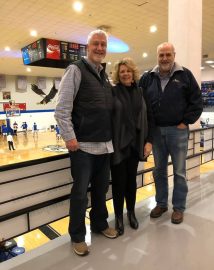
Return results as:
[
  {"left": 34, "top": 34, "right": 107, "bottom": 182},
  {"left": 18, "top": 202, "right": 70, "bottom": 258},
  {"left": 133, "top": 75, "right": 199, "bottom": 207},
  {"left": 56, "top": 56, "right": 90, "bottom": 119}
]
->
[
  {"left": 3, "top": 102, "right": 26, "bottom": 111},
  {"left": 2, "top": 91, "right": 11, "bottom": 100},
  {"left": 0, "top": 74, "right": 6, "bottom": 89}
]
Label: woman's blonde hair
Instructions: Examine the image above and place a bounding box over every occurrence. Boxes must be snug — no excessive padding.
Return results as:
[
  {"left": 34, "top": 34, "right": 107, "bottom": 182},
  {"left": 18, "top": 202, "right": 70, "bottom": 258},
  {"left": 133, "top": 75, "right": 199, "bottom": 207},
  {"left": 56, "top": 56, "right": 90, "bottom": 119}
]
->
[{"left": 112, "top": 57, "right": 140, "bottom": 84}]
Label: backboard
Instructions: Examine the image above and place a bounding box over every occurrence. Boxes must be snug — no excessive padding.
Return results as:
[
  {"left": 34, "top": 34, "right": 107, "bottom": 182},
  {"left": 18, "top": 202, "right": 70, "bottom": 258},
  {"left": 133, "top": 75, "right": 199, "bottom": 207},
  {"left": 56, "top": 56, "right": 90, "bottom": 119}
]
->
[{"left": 5, "top": 108, "right": 21, "bottom": 117}]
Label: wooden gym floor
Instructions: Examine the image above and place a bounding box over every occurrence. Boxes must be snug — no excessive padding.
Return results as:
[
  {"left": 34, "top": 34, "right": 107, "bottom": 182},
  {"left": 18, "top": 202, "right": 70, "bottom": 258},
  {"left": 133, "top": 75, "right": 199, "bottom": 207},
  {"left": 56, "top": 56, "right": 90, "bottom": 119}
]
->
[{"left": 0, "top": 130, "right": 65, "bottom": 167}]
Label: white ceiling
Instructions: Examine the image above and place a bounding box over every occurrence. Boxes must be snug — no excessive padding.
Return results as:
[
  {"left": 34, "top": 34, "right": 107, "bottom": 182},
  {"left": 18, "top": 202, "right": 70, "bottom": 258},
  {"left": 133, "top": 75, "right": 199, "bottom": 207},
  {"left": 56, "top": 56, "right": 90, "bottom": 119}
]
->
[{"left": 0, "top": 0, "right": 213, "bottom": 78}]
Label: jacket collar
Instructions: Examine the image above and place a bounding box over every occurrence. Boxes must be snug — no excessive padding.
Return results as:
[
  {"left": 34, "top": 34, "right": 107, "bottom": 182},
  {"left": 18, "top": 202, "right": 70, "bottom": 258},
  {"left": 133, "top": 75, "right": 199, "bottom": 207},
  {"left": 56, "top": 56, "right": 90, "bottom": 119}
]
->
[
  {"left": 151, "top": 62, "right": 184, "bottom": 77},
  {"left": 83, "top": 57, "right": 104, "bottom": 74}
]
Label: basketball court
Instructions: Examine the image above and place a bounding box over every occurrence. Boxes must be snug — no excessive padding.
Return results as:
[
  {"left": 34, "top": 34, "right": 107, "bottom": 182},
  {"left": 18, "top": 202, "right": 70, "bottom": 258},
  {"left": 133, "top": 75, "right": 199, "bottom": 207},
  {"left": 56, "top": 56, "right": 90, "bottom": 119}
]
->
[
  {"left": 0, "top": 130, "right": 67, "bottom": 167},
  {"left": 0, "top": 99, "right": 66, "bottom": 166}
]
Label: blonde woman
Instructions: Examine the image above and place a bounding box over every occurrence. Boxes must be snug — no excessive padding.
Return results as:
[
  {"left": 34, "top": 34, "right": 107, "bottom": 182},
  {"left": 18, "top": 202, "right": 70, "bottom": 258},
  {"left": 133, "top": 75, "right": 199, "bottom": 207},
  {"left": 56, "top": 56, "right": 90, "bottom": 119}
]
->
[{"left": 111, "top": 58, "right": 154, "bottom": 235}]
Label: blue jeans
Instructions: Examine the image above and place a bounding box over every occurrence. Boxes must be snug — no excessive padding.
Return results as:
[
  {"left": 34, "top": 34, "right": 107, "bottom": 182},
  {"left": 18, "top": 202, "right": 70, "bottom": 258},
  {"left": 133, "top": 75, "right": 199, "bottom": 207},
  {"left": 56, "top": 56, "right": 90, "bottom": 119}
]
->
[
  {"left": 152, "top": 126, "right": 189, "bottom": 212},
  {"left": 68, "top": 150, "right": 110, "bottom": 242}
]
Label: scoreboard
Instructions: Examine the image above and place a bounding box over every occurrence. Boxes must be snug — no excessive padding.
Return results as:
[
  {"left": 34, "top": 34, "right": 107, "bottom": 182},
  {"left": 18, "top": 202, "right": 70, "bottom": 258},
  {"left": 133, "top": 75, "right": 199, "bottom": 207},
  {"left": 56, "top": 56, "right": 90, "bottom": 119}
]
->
[{"left": 21, "top": 38, "right": 87, "bottom": 68}]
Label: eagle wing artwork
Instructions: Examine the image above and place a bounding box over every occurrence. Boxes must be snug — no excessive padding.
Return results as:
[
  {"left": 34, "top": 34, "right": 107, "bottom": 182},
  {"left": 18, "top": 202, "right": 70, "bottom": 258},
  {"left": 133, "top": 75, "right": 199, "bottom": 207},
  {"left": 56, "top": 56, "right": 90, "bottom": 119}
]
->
[
  {"left": 31, "top": 84, "right": 46, "bottom": 96},
  {"left": 39, "top": 84, "right": 58, "bottom": 104},
  {"left": 31, "top": 84, "right": 58, "bottom": 104}
]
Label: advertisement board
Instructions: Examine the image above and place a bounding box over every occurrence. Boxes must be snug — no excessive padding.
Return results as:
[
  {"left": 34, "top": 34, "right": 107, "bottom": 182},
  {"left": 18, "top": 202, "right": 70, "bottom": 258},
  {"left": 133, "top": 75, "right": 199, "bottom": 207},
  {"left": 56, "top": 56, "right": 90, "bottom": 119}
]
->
[
  {"left": 3, "top": 102, "right": 26, "bottom": 111},
  {"left": 46, "top": 39, "right": 61, "bottom": 60}
]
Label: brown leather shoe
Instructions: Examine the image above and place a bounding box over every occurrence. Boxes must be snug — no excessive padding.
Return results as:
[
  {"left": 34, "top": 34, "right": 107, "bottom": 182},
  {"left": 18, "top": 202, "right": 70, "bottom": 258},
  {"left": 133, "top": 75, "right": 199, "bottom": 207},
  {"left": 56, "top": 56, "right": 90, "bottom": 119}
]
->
[
  {"left": 171, "top": 210, "right": 183, "bottom": 224},
  {"left": 73, "top": 242, "right": 89, "bottom": 256},
  {"left": 150, "top": 206, "right": 168, "bottom": 218},
  {"left": 101, "top": 227, "right": 118, "bottom": 239}
]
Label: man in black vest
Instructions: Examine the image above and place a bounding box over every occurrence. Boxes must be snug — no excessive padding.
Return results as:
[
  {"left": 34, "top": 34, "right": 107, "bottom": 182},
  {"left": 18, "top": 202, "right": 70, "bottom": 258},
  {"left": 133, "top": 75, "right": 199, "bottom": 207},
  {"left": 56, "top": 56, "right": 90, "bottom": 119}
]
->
[
  {"left": 55, "top": 30, "right": 118, "bottom": 256},
  {"left": 139, "top": 42, "right": 202, "bottom": 225}
]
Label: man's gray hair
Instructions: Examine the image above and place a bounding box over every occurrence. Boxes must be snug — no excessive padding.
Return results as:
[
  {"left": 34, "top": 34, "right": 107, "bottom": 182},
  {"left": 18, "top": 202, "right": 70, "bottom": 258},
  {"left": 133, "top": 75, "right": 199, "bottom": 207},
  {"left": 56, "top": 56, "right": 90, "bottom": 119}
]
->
[
  {"left": 157, "top": 42, "right": 175, "bottom": 53},
  {"left": 87, "top": 29, "right": 108, "bottom": 44}
]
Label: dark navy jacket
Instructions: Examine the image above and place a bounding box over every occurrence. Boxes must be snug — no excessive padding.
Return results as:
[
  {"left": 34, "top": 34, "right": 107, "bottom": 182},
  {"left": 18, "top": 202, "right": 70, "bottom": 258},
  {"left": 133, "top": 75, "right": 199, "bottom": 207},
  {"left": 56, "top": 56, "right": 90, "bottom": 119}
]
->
[{"left": 139, "top": 63, "right": 203, "bottom": 126}]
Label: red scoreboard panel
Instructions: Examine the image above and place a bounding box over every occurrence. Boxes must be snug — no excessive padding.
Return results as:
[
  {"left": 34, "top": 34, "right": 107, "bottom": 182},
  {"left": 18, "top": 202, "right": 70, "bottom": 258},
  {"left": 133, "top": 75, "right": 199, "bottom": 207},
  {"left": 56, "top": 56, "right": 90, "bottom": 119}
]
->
[{"left": 46, "top": 39, "right": 61, "bottom": 60}]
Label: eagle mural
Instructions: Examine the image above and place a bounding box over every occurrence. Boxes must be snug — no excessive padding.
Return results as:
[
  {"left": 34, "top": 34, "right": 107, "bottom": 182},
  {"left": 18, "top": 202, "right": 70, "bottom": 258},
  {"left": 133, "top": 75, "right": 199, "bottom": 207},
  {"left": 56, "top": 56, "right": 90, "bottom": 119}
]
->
[{"left": 31, "top": 84, "right": 58, "bottom": 104}]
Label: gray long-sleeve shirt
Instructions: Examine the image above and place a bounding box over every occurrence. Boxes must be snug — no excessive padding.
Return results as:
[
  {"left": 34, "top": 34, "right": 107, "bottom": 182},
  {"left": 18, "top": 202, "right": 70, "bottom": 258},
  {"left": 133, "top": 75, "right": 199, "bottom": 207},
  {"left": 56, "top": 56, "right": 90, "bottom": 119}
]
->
[{"left": 54, "top": 59, "right": 113, "bottom": 155}]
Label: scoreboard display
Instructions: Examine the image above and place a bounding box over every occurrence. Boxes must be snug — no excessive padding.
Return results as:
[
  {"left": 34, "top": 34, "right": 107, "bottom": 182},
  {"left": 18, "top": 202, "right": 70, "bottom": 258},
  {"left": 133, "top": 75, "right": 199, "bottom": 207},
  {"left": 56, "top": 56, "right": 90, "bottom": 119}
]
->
[
  {"left": 60, "top": 41, "right": 86, "bottom": 61},
  {"left": 21, "top": 38, "right": 87, "bottom": 68},
  {"left": 21, "top": 39, "right": 45, "bottom": 65}
]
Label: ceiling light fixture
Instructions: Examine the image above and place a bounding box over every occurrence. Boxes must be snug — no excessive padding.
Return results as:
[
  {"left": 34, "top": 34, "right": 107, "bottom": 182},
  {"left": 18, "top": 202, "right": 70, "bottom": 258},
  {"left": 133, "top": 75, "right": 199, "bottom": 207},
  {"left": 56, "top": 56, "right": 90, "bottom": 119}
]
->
[
  {"left": 142, "top": 52, "right": 148, "bottom": 58},
  {"left": 30, "top": 30, "right": 37, "bottom": 37},
  {"left": 5, "top": 46, "right": 11, "bottom": 51},
  {"left": 150, "top": 25, "right": 157, "bottom": 33},
  {"left": 107, "top": 36, "right": 129, "bottom": 53},
  {"left": 73, "top": 1, "right": 83, "bottom": 12},
  {"left": 205, "top": 60, "right": 214, "bottom": 64}
]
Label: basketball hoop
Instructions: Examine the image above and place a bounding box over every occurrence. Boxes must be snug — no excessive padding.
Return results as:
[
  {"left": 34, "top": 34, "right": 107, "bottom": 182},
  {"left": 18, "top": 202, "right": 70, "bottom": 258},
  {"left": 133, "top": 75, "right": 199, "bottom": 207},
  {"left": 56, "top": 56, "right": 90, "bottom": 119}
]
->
[
  {"left": 6, "top": 108, "right": 21, "bottom": 118},
  {"left": 1, "top": 100, "right": 22, "bottom": 117},
  {"left": 9, "top": 100, "right": 16, "bottom": 109}
]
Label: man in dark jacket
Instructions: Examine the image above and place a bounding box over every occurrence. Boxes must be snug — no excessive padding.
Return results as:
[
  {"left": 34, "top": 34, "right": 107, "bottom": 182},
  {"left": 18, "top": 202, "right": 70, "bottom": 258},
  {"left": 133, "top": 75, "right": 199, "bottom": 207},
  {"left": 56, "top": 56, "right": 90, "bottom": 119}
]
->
[
  {"left": 139, "top": 42, "right": 203, "bottom": 224},
  {"left": 55, "top": 30, "right": 118, "bottom": 256}
]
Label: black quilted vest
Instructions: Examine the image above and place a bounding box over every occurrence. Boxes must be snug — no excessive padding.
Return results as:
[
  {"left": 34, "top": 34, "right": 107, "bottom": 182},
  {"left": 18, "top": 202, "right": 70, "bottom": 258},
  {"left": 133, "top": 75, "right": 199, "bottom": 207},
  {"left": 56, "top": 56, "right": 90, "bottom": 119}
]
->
[{"left": 72, "top": 58, "right": 113, "bottom": 141}]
